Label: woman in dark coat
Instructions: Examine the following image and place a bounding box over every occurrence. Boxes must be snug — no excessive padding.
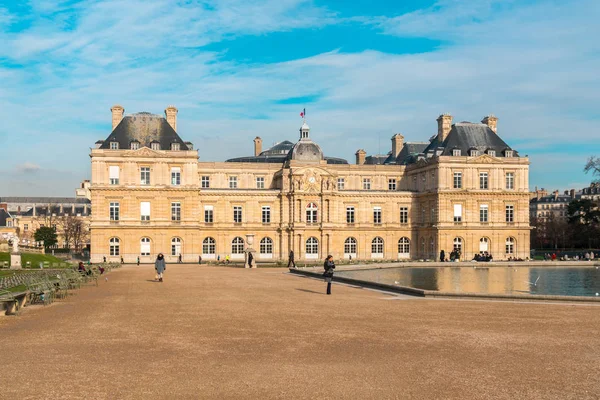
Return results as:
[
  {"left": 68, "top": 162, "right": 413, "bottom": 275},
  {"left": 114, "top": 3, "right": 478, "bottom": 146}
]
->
[
  {"left": 155, "top": 253, "right": 166, "bottom": 282},
  {"left": 323, "top": 255, "right": 335, "bottom": 295}
]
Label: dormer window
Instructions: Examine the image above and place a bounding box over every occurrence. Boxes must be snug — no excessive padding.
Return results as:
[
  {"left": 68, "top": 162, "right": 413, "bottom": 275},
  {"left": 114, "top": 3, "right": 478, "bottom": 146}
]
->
[
  {"left": 505, "top": 150, "right": 514, "bottom": 158},
  {"left": 470, "top": 149, "right": 479, "bottom": 157},
  {"left": 452, "top": 149, "right": 461, "bottom": 156},
  {"left": 110, "top": 142, "right": 119, "bottom": 150},
  {"left": 151, "top": 142, "right": 160, "bottom": 151},
  {"left": 171, "top": 142, "right": 180, "bottom": 151},
  {"left": 487, "top": 150, "right": 496, "bottom": 157},
  {"left": 130, "top": 141, "right": 140, "bottom": 150}
]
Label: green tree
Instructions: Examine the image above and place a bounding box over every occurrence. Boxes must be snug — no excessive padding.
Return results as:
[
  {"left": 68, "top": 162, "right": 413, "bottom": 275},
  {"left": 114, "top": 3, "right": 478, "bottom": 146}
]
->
[
  {"left": 34, "top": 226, "right": 58, "bottom": 248},
  {"left": 566, "top": 198, "right": 600, "bottom": 248}
]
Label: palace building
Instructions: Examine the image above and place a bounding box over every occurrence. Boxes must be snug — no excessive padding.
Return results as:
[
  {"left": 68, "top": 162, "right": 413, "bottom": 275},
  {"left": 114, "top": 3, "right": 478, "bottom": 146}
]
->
[{"left": 89, "top": 105, "right": 530, "bottom": 263}]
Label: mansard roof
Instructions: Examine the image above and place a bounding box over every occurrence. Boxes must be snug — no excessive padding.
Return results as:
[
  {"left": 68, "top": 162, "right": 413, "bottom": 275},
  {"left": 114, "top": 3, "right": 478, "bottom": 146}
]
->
[
  {"left": 421, "top": 123, "right": 517, "bottom": 158},
  {"left": 0, "top": 209, "right": 12, "bottom": 227},
  {"left": 99, "top": 112, "right": 189, "bottom": 150},
  {"left": 383, "top": 142, "right": 430, "bottom": 165},
  {"left": 226, "top": 140, "right": 348, "bottom": 164}
]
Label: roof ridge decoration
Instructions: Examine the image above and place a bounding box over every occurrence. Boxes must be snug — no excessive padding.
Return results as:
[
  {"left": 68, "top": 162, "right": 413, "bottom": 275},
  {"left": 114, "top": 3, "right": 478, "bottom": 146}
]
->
[
  {"left": 466, "top": 154, "right": 502, "bottom": 164},
  {"left": 122, "top": 147, "right": 163, "bottom": 157}
]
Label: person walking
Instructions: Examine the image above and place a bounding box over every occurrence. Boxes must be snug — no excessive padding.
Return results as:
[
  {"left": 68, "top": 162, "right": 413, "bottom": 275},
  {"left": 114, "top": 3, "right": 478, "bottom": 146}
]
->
[
  {"left": 178, "top": 253, "right": 182, "bottom": 264},
  {"left": 323, "top": 255, "right": 335, "bottom": 295},
  {"left": 155, "top": 253, "right": 166, "bottom": 282},
  {"left": 439, "top": 250, "right": 445, "bottom": 263},
  {"left": 120, "top": 256, "right": 124, "bottom": 264},
  {"left": 198, "top": 255, "right": 202, "bottom": 265},
  {"left": 287, "top": 250, "right": 296, "bottom": 269},
  {"left": 137, "top": 256, "right": 140, "bottom": 266},
  {"left": 225, "top": 255, "right": 230, "bottom": 264}
]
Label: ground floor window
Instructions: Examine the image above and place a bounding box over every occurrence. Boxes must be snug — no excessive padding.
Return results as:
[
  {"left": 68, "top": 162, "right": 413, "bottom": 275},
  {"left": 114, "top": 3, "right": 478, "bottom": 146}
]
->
[
  {"left": 505, "top": 237, "right": 515, "bottom": 255},
  {"left": 232, "top": 237, "right": 245, "bottom": 254},
  {"left": 306, "top": 237, "right": 319, "bottom": 254},
  {"left": 109, "top": 237, "right": 120, "bottom": 256},
  {"left": 479, "top": 237, "right": 489, "bottom": 252},
  {"left": 344, "top": 237, "right": 357, "bottom": 255},
  {"left": 140, "top": 237, "right": 151, "bottom": 256},
  {"left": 260, "top": 237, "right": 273, "bottom": 254},
  {"left": 171, "top": 237, "right": 182, "bottom": 256},
  {"left": 203, "top": 237, "right": 216, "bottom": 255},
  {"left": 371, "top": 237, "right": 384, "bottom": 257},
  {"left": 398, "top": 237, "right": 410, "bottom": 255},
  {"left": 453, "top": 237, "right": 463, "bottom": 254}
]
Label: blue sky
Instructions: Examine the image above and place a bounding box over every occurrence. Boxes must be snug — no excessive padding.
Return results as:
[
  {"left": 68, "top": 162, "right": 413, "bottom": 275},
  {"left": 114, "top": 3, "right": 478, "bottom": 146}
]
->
[{"left": 0, "top": 0, "right": 599, "bottom": 196}]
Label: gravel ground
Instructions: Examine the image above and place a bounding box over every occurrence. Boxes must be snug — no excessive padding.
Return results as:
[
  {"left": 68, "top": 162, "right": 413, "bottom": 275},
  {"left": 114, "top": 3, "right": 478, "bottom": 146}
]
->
[{"left": 1, "top": 265, "right": 599, "bottom": 400}]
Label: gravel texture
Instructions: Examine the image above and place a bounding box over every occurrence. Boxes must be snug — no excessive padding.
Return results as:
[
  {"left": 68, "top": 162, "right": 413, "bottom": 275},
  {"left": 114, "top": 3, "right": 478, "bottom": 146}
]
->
[{"left": 1, "top": 265, "right": 599, "bottom": 400}]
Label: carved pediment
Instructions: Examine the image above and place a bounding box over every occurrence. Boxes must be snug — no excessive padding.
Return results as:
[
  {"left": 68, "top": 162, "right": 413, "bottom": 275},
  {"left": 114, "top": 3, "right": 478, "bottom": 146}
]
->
[
  {"left": 468, "top": 154, "right": 501, "bottom": 164},
  {"left": 122, "top": 147, "right": 162, "bottom": 158},
  {"left": 290, "top": 167, "right": 337, "bottom": 193}
]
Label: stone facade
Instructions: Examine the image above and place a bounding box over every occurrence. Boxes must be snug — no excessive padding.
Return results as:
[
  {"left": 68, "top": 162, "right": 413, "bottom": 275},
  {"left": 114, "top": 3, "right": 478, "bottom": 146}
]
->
[{"left": 90, "top": 106, "right": 530, "bottom": 263}]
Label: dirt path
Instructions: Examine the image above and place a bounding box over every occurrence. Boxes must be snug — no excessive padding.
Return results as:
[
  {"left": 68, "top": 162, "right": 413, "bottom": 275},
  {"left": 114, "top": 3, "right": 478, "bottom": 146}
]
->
[{"left": 1, "top": 265, "right": 599, "bottom": 399}]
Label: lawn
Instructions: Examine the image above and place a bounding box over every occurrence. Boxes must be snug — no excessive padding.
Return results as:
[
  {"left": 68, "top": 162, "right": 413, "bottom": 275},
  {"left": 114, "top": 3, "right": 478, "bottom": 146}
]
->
[{"left": 0, "top": 252, "right": 69, "bottom": 268}]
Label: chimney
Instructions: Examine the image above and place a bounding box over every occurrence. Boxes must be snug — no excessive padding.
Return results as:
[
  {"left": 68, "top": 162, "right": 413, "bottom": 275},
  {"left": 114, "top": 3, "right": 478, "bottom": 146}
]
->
[
  {"left": 355, "top": 149, "right": 366, "bottom": 165},
  {"left": 254, "top": 137, "right": 263, "bottom": 156},
  {"left": 481, "top": 114, "right": 498, "bottom": 133},
  {"left": 391, "top": 134, "right": 404, "bottom": 159},
  {"left": 436, "top": 113, "right": 453, "bottom": 142},
  {"left": 0, "top": 203, "right": 7, "bottom": 211},
  {"left": 111, "top": 105, "right": 124, "bottom": 130},
  {"left": 570, "top": 189, "right": 576, "bottom": 199},
  {"left": 165, "top": 105, "right": 178, "bottom": 131},
  {"left": 553, "top": 190, "right": 559, "bottom": 201}
]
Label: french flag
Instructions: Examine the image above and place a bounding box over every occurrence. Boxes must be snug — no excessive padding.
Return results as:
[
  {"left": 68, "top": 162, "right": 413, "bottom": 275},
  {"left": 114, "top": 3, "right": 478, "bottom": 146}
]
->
[{"left": 300, "top": 108, "right": 305, "bottom": 118}]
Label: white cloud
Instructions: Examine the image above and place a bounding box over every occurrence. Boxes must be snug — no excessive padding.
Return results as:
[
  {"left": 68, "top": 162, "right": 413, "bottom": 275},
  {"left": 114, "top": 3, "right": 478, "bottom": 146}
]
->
[{"left": 15, "top": 163, "right": 41, "bottom": 173}]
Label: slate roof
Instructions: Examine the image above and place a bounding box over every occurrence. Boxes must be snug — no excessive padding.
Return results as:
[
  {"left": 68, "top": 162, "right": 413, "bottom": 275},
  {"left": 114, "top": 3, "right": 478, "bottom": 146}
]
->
[
  {"left": 0, "top": 197, "right": 90, "bottom": 204},
  {"left": 0, "top": 209, "right": 12, "bottom": 227},
  {"left": 99, "top": 112, "right": 189, "bottom": 150},
  {"left": 226, "top": 140, "right": 348, "bottom": 164},
  {"left": 421, "top": 123, "right": 517, "bottom": 158},
  {"left": 383, "top": 142, "right": 430, "bottom": 165}
]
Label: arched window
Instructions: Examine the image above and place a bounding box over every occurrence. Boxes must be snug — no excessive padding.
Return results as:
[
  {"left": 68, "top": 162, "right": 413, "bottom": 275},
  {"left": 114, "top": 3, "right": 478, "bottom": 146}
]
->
[
  {"left": 479, "top": 237, "right": 489, "bottom": 252},
  {"left": 430, "top": 237, "right": 435, "bottom": 256},
  {"left": 109, "top": 237, "right": 120, "bottom": 256},
  {"left": 232, "top": 237, "right": 245, "bottom": 254},
  {"left": 371, "top": 237, "right": 384, "bottom": 257},
  {"left": 203, "top": 237, "right": 216, "bottom": 255},
  {"left": 344, "top": 237, "right": 357, "bottom": 256},
  {"left": 260, "top": 237, "right": 273, "bottom": 255},
  {"left": 306, "top": 237, "right": 319, "bottom": 255},
  {"left": 171, "top": 237, "right": 182, "bottom": 256},
  {"left": 306, "top": 203, "right": 318, "bottom": 223},
  {"left": 398, "top": 237, "right": 410, "bottom": 255},
  {"left": 140, "top": 237, "right": 151, "bottom": 256},
  {"left": 453, "top": 237, "right": 463, "bottom": 254},
  {"left": 421, "top": 237, "right": 426, "bottom": 255},
  {"left": 505, "top": 237, "right": 515, "bottom": 255}
]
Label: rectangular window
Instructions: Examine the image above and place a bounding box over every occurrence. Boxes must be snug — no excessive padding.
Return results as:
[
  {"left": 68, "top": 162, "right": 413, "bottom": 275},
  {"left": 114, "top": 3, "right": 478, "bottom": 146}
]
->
[
  {"left": 488, "top": 150, "right": 496, "bottom": 157},
  {"left": 204, "top": 205, "right": 213, "bottom": 223},
  {"left": 453, "top": 204, "right": 462, "bottom": 222},
  {"left": 24, "top": 224, "right": 28, "bottom": 231},
  {"left": 171, "top": 167, "right": 181, "bottom": 186},
  {"left": 261, "top": 206, "right": 271, "bottom": 223},
  {"left": 109, "top": 202, "right": 119, "bottom": 221},
  {"left": 109, "top": 166, "right": 120, "bottom": 185},
  {"left": 229, "top": 176, "right": 238, "bottom": 189},
  {"left": 480, "top": 204, "right": 488, "bottom": 222},
  {"left": 506, "top": 172, "right": 514, "bottom": 190},
  {"left": 506, "top": 205, "right": 514, "bottom": 223},
  {"left": 388, "top": 179, "right": 397, "bottom": 191},
  {"left": 110, "top": 142, "right": 119, "bottom": 150},
  {"left": 171, "top": 202, "right": 181, "bottom": 221},
  {"left": 346, "top": 206, "right": 355, "bottom": 224},
  {"left": 337, "top": 178, "right": 345, "bottom": 190},
  {"left": 453, "top": 172, "right": 462, "bottom": 189},
  {"left": 140, "top": 201, "right": 150, "bottom": 221},
  {"left": 505, "top": 150, "right": 514, "bottom": 157},
  {"left": 452, "top": 149, "right": 461, "bottom": 156},
  {"left": 373, "top": 207, "right": 382, "bottom": 224},
  {"left": 400, "top": 207, "right": 408, "bottom": 224},
  {"left": 363, "top": 178, "right": 371, "bottom": 190},
  {"left": 140, "top": 167, "right": 150, "bottom": 185},
  {"left": 479, "top": 172, "right": 488, "bottom": 189},
  {"left": 171, "top": 143, "right": 180, "bottom": 151},
  {"left": 233, "top": 206, "right": 242, "bottom": 223},
  {"left": 256, "top": 177, "right": 265, "bottom": 189},
  {"left": 201, "top": 176, "right": 210, "bottom": 188}
]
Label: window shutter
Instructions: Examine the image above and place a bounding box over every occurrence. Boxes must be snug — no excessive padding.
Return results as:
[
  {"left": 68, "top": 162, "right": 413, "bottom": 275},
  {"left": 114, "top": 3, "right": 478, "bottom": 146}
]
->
[{"left": 109, "top": 166, "right": 119, "bottom": 179}]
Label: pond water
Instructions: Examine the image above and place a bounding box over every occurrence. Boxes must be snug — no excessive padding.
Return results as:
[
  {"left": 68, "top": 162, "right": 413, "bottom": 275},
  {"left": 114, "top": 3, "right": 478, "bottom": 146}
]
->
[{"left": 335, "top": 266, "right": 600, "bottom": 297}]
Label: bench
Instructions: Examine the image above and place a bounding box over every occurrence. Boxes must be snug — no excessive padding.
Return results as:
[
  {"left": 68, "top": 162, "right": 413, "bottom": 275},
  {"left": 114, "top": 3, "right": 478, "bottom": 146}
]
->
[{"left": 0, "top": 290, "right": 28, "bottom": 315}]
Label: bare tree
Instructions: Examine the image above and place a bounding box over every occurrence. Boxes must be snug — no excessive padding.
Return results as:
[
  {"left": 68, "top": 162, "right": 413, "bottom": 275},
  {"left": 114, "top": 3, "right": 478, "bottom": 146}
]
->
[
  {"left": 584, "top": 156, "right": 600, "bottom": 183},
  {"left": 57, "top": 215, "right": 88, "bottom": 251}
]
